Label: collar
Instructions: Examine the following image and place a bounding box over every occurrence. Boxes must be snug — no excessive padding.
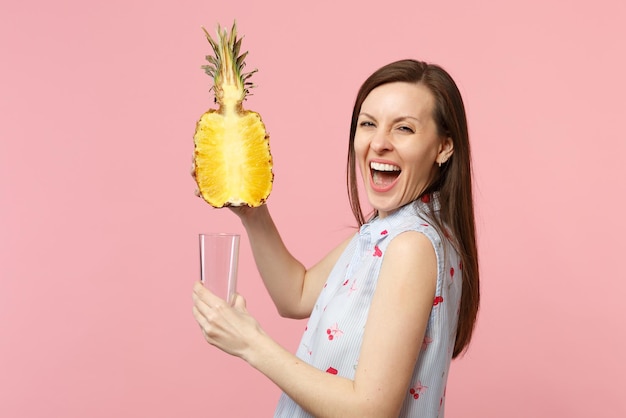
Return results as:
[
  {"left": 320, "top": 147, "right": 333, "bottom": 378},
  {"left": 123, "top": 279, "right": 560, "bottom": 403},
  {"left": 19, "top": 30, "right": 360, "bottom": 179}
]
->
[
  {"left": 359, "top": 201, "right": 421, "bottom": 243},
  {"left": 358, "top": 193, "right": 440, "bottom": 243}
]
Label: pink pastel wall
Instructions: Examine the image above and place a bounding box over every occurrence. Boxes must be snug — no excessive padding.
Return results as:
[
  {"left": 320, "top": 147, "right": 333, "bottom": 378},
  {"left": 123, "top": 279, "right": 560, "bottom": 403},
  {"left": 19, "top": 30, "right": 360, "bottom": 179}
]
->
[{"left": 2, "top": 0, "right": 625, "bottom": 416}]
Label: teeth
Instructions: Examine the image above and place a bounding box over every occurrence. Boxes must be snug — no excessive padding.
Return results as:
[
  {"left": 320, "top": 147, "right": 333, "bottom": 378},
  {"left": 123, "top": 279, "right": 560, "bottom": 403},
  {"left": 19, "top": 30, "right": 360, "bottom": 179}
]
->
[{"left": 370, "top": 162, "right": 400, "bottom": 172}]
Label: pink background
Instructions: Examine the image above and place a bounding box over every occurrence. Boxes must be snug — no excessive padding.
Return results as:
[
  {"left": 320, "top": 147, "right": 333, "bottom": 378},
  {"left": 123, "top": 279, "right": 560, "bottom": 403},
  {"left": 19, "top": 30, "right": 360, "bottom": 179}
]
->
[{"left": 2, "top": 0, "right": 625, "bottom": 416}]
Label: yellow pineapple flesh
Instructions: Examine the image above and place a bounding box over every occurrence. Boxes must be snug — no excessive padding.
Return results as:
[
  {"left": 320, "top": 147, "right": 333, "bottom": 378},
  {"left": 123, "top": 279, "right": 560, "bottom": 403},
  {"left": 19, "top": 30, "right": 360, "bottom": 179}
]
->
[{"left": 193, "top": 22, "right": 273, "bottom": 208}]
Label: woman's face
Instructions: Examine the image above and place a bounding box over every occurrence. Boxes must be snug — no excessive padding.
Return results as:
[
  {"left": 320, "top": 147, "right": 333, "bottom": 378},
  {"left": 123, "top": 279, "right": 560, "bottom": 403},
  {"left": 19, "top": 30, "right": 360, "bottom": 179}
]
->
[{"left": 354, "top": 81, "right": 453, "bottom": 218}]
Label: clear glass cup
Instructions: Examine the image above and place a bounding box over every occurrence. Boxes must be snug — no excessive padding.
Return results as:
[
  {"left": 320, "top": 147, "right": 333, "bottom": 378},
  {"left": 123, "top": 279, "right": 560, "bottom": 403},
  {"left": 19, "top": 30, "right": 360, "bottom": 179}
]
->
[{"left": 199, "top": 233, "right": 240, "bottom": 305}]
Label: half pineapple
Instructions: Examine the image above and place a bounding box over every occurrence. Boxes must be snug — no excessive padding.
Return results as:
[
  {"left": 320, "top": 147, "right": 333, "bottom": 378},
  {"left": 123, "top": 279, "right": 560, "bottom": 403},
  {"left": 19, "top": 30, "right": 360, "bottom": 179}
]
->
[{"left": 193, "top": 22, "right": 273, "bottom": 207}]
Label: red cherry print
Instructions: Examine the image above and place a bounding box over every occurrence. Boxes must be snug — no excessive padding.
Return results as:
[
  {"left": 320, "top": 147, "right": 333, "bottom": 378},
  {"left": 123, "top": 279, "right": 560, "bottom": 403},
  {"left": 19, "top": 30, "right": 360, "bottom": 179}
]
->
[
  {"left": 327, "top": 323, "right": 343, "bottom": 340},
  {"left": 380, "top": 230, "right": 388, "bottom": 235},
  {"left": 373, "top": 245, "right": 382, "bottom": 257},
  {"left": 450, "top": 267, "right": 455, "bottom": 279},
  {"left": 421, "top": 194, "right": 431, "bottom": 203},
  {"left": 326, "top": 367, "right": 338, "bottom": 375},
  {"left": 420, "top": 223, "right": 429, "bottom": 227},
  {"left": 343, "top": 279, "right": 349, "bottom": 286},
  {"left": 433, "top": 296, "right": 444, "bottom": 306},
  {"left": 422, "top": 336, "right": 433, "bottom": 350},
  {"left": 410, "top": 381, "right": 428, "bottom": 400},
  {"left": 348, "top": 280, "right": 358, "bottom": 295}
]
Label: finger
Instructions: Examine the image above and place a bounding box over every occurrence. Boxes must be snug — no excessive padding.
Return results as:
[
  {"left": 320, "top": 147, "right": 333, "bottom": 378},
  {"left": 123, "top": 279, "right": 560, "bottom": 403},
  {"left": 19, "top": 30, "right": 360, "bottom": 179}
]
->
[
  {"left": 194, "top": 282, "right": 227, "bottom": 310},
  {"left": 192, "top": 303, "right": 222, "bottom": 340},
  {"left": 192, "top": 284, "right": 219, "bottom": 321},
  {"left": 192, "top": 305, "right": 209, "bottom": 329},
  {"left": 232, "top": 293, "right": 247, "bottom": 311},
  {"left": 192, "top": 294, "right": 211, "bottom": 321},
  {"left": 193, "top": 284, "right": 211, "bottom": 310},
  {"left": 194, "top": 188, "right": 201, "bottom": 197},
  {"left": 192, "top": 289, "right": 205, "bottom": 309},
  {"left": 192, "top": 306, "right": 216, "bottom": 344},
  {"left": 193, "top": 281, "right": 207, "bottom": 298}
]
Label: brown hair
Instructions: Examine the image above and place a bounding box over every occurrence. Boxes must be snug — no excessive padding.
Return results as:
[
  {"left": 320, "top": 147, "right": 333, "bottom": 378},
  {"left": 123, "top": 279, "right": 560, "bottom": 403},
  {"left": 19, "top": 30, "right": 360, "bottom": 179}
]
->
[{"left": 347, "top": 59, "right": 479, "bottom": 358}]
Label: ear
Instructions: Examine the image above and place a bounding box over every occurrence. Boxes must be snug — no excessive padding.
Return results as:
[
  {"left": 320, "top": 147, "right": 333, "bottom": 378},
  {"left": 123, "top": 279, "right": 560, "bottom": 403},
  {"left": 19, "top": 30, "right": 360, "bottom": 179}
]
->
[{"left": 436, "top": 136, "right": 454, "bottom": 165}]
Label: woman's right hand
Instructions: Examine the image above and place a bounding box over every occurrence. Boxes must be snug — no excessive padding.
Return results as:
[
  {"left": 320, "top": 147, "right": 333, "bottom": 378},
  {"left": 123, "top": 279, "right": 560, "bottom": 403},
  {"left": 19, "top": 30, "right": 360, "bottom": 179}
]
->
[{"left": 227, "top": 204, "right": 257, "bottom": 219}]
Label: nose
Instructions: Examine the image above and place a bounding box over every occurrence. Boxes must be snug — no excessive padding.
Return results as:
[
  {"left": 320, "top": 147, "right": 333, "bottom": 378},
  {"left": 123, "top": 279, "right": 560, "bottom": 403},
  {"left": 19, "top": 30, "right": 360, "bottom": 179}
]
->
[{"left": 370, "top": 129, "right": 393, "bottom": 154}]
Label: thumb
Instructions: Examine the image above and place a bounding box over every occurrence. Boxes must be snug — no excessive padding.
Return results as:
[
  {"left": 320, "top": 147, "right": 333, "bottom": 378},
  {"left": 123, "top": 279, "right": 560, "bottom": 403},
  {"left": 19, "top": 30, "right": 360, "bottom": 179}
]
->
[{"left": 232, "top": 293, "right": 247, "bottom": 311}]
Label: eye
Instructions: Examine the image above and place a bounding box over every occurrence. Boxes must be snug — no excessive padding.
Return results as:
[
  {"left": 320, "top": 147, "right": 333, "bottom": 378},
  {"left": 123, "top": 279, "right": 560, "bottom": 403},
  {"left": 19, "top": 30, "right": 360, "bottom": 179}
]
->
[
  {"left": 359, "top": 120, "right": 375, "bottom": 128},
  {"left": 397, "top": 125, "right": 415, "bottom": 134}
]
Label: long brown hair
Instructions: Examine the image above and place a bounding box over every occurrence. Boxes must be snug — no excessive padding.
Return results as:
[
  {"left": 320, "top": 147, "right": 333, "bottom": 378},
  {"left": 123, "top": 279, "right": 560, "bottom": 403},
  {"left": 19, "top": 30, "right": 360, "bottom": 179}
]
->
[{"left": 347, "top": 59, "right": 479, "bottom": 358}]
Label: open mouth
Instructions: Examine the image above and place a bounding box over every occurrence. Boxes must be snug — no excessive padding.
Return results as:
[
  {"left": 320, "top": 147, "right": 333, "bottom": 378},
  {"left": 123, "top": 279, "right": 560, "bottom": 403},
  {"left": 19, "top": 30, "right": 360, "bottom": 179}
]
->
[{"left": 370, "top": 161, "right": 401, "bottom": 190}]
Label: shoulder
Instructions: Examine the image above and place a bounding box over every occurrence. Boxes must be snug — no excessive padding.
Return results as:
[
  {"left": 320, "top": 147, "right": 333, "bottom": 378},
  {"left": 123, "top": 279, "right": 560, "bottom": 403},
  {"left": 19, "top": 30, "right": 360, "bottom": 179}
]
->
[
  {"left": 383, "top": 231, "right": 438, "bottom": 279},
  {"left": 383, "top": 204, "right": 444, "bottom": 251},
  {"left": 386, "top": 230, "right": 435, "bottom": 258}
]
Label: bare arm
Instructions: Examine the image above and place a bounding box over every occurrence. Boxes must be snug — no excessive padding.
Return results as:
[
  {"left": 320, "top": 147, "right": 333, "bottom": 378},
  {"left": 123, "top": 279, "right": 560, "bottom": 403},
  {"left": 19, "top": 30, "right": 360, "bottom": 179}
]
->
[
  {"left": 235, "top": 205, "right": 352, "bottom": 318},
  {"left": 193, "top": 230, "right": 437, "bottom": 417}
]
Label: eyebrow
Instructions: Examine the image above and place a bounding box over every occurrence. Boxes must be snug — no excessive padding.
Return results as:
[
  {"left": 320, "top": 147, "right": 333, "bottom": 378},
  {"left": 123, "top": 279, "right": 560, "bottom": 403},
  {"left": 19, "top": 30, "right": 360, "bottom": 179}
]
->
[{"left": 358, "top": 112, "right": 422, "bottom": 124}]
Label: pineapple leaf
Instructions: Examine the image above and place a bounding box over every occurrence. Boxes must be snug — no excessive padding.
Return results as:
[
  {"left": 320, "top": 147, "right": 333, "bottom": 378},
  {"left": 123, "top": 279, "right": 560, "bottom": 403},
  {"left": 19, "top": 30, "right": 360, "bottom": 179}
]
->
[
  {"left": 201, "top": 26, "right": 218, "bottom": 53},
  {"left": 242, "top": 69, "right": 258, "bottom": 81},
  {"left": 201, "top": 20, "right": 260, "bottom": 102},
  {"left": 202, "top": 66, "right": 215, "bottom": 77},
  {"left": 229, "top": 21, "right": 237, "bottom": 49},
  {"left": 233, "top": 37, "right": 242, "bottom": 58},
  {"left": 236, "top": 51, "right": 248, "bottom": 69}
]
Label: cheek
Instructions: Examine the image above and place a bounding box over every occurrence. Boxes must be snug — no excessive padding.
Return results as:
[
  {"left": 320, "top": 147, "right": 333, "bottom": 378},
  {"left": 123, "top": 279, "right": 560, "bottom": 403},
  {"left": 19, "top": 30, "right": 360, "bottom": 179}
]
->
[
  {"left": 353, "top": 136, "right": 368, "bottom": 162},
  {"left": 403, "top": 151, "right": 437, "bottom": 184},
  {"left": 352, "top": 142, "right": 369, "bottom": 182}
]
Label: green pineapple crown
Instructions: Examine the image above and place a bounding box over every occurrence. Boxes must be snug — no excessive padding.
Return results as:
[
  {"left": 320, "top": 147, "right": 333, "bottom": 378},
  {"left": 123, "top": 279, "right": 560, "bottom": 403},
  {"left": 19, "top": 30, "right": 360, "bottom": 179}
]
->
[{"left": 201, "top": 21, "right": 257, "bottom": 107}]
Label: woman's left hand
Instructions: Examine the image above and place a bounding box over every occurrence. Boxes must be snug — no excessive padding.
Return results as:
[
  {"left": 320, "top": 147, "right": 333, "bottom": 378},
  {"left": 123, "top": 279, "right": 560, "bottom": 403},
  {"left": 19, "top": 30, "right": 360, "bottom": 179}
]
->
[{"left": 192, "top": 282, "right": 263, "bottom": 360}]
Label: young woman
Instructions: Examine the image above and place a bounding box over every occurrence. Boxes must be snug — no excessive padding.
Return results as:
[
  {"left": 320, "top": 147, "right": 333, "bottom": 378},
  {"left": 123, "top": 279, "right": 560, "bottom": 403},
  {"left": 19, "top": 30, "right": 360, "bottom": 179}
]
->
[{"left": 192, "top": 59, "right": 480, "bottom": 417}]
